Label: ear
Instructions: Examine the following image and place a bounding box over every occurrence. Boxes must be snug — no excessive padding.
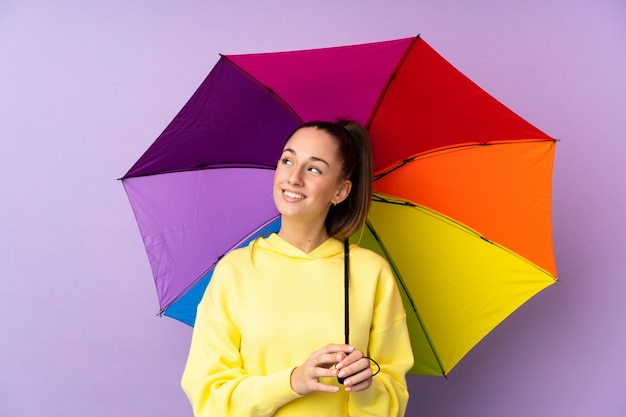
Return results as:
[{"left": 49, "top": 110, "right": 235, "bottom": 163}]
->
[{"left": 332, "top": 179, "right": 352, "bottom": 205}]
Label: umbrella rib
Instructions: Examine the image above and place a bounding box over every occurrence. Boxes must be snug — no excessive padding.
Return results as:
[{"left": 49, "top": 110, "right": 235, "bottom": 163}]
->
[
  {"left": 158, "top": 215, "right": 282, "bottom": 316},
  {"left": 366, "top": 34, "right": 420, "bottom": 130},
  {"left": 373, "top": 139, "right": 557, "bottom": 182},
  {"left": 372, "top": 194, "right": 558, "bottom": 281},
  {"left": 372, "top": 194, "right": 485, "bottom": 240},
  {"left": 119, "top": 164, "right": 277, "bottom": 180},
  {"left": 364, "top": 219, "right": 448, "bottom": 377},
  {"left": 220, "top": 54, "right": 304, "bottom": 124}
]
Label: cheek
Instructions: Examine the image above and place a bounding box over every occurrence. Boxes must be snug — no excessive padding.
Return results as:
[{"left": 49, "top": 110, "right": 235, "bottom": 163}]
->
[
  {"left": 273, "top": 169, "right": 287, "bottom": 194},
  {"left": 272, "top": 174, "right": 281, "bottom": 196},
  {"left": 273, "top": 167, "right": 284, "bottom": 185}
]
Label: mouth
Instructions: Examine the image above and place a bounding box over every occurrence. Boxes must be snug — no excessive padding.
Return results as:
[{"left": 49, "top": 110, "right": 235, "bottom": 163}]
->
[{"left": 283, "top": 190, "right": 306, "bottom": 200}]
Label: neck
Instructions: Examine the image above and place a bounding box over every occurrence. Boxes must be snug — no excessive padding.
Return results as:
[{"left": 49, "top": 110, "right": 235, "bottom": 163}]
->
[{"left": 277, "top": 220, "right": 329, "bottom": 254}]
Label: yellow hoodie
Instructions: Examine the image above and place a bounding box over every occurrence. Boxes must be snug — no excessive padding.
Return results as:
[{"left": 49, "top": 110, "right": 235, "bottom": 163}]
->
[{"left": 181, "top": 233, "right": 413, "bottom": 416}]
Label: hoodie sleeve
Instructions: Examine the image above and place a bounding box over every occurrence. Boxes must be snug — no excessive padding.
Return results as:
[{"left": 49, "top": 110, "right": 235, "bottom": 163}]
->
[
  {"left": 180, "top": 261, "right": 301, "bottom": 417},
  {"left": 349, "top": 256, "right": 414, "bottom": 417}
]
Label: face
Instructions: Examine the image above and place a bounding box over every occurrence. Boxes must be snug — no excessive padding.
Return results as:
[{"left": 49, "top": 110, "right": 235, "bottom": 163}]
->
[{"left": 273, "top": 127, "right": 351, "bottom": 227}]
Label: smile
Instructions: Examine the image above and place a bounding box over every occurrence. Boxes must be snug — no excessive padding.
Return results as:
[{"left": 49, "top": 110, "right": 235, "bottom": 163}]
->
[{"left": 283, "top": 190, "right": 305, "bottom": 200}]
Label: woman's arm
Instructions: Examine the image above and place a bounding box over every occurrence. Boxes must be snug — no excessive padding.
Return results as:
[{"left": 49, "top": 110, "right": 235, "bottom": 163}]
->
[{"left": 181, "top": 267, "right": 301, "bottom": 417}]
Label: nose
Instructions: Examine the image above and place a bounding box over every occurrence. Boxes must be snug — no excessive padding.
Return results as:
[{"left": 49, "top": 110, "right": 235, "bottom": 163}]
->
[{"left": 287, "top": 166, "right": 303, "bottom": 186}]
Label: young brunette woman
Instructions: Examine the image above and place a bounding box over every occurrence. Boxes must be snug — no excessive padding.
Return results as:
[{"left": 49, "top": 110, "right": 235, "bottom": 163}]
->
[{"left": 181, "top": 121, "right": 413, "bottom": 416}]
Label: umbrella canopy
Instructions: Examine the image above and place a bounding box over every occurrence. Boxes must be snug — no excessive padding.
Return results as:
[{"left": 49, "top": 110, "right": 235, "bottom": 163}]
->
[{"left": 121, "top": 36, "right": 558, "bottom": 376}]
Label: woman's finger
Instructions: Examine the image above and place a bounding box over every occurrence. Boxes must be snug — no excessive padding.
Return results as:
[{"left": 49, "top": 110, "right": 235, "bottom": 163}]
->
[
  {"left": 335, "top": 349, "right": 364, "bottom": 372},
  {"left": 344, "top": 376, "right": 373, "bottom": 392}
]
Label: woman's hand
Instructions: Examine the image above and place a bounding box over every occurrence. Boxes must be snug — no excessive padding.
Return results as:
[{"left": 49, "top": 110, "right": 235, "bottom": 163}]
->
[
  {"left": 335, "top": 347, "right": 373, "bottom": 392},
  {"left": 290, "top": 344, "right": 351, "bottom": 395},
  {"left": 290, "top": 344, "right": 373, "bottom": 395}
]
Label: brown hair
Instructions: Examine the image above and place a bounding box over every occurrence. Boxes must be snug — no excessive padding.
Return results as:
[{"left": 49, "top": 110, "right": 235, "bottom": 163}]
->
[{"left": 286, "top": 120, "right": 373, "bottom": 240}]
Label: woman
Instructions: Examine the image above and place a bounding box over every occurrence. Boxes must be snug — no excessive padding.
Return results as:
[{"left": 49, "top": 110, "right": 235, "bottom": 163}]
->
[{"left": 181, "top": 120, "right": 413, "bottom": 416}]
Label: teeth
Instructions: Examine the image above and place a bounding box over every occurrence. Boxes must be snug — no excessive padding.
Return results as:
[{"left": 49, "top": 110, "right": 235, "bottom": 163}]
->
[{"left": 284, "top": 191, "right": 304, "bottom": 200}]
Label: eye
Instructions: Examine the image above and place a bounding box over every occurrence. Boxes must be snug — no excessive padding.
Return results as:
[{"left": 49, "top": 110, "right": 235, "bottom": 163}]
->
[
  {"left": 308, "top": 166, "right": 322, "bottom": 174},
  {"left": 280, "top": 157, "right": 293, "bottom": 166}
]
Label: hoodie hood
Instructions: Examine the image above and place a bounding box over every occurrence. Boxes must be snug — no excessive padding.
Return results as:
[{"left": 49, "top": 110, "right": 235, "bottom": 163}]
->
[{"left": 253, "top": 233, "right": 344, "bottom": 261}]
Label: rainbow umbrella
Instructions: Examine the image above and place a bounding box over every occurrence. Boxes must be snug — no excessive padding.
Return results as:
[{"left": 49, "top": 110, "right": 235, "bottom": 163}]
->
[{"left": 121, "top": 36, "right": 558, "bottom": 376}]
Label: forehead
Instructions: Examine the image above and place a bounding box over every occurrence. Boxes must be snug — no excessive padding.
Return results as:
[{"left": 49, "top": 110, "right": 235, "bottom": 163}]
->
[{"left": 284, "top": 127, "right": 339, "bottom": 157}]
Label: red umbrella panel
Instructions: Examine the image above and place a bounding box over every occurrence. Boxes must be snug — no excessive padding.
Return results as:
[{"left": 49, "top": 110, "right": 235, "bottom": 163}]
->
[{"left": 121, "top": 36, "right": 558, "bottom": 376}]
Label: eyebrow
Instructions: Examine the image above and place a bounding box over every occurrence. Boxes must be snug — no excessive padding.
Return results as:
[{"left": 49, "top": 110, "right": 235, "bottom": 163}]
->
[{"left": 282, "top": 148, "right": 330, "bottom": 167}]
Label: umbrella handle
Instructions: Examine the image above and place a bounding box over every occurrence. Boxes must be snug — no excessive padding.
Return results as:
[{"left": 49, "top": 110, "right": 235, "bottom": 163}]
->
[
  {"left": 336, "top": 240, "right": 381, "bottom": 385},
  {"left": 343, "top": 238, "right": 350, "bottom": 345}
]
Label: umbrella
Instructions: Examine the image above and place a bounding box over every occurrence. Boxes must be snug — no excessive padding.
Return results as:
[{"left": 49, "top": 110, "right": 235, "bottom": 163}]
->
[{"left": 121, "top": 35, "right": 558, "bottom": 376}]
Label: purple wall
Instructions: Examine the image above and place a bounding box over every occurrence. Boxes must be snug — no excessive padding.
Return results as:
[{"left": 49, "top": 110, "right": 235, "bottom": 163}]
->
[{"left": 1, "top": 1, "right": 624, "bottom": 416}]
